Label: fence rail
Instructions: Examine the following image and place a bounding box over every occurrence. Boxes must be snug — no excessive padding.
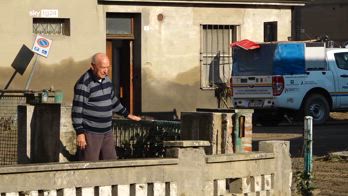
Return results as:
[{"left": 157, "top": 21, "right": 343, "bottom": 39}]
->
[{"left": 113, "top": 119, "right": 181, "bottom": 159}]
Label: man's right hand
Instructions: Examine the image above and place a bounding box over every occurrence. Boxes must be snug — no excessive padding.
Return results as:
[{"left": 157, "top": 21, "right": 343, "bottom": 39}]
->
[{"left": 76, "top": 133, "right": 87, "bottom": 150}]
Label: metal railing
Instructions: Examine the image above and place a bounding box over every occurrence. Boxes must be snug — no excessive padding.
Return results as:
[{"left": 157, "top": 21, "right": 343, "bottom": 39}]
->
[{"left": 113, "top": 119, "right": 181, "bottom": 159}]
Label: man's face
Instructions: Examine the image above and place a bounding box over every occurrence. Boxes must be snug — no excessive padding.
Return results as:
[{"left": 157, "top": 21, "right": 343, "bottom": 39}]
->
[{"left": 92, "top": 56, "right": 110, "bottom": 79}]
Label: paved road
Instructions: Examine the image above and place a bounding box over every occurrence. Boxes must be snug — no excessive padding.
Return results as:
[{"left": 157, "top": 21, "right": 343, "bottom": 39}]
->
[{"left": 252, "top": 119, "right": 348, "bottom": 157}]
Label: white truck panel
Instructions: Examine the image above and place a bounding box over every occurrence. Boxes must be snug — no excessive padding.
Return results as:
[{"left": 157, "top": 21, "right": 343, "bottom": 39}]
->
[
  {"left": 274, "top": 72, "right": 336, "bottom": 110},
  {"left": 305, "top": 46, "right": 327, "bottom": 70}
]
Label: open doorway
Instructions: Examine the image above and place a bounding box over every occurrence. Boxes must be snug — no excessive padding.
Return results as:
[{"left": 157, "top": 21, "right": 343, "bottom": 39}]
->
[{"left": 106, "top": 13, "right": 141, "bottom": 114}]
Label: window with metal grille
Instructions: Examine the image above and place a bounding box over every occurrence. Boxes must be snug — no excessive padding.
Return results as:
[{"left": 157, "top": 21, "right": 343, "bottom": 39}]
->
[
  {"left": 200, "top": 25, "right": 236, "bottom": 89},
  {"left": 264, "top": 21, "right": 277, "bottom": 42},
  {"left": 33, "top": 18, "right": 70, "bottom": 36}
]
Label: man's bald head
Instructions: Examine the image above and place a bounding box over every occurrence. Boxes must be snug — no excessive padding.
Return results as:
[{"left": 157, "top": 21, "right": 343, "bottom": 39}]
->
[
  {"left": 90, "top": 53, "right": 110, "bottom": 79},
  {"left": 91, "top": 53, "right": 109, "bottom": 66}
]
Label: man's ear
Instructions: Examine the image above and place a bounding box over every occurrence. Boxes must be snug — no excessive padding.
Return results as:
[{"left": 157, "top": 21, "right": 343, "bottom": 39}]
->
[{"left": 90, "top": 64, "right": 95, "bottom": 70}]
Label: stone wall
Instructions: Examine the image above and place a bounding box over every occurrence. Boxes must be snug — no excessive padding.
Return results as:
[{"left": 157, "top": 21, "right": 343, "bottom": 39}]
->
[
  {"left": 0, "top": 140, "right": 292, "bottom": 196},
  {"left": 181, "top": 109, "right": 253, "bottom": 154}
]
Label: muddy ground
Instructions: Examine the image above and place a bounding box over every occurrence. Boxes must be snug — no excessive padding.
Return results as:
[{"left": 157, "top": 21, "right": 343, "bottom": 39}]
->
[{"left": 253, "top": 112, "right": 348, "bottom": 196}]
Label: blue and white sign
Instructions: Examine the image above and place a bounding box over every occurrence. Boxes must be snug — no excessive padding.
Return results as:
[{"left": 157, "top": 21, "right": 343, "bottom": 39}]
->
[{"left": 32, "top": 35, "right": 52, "bottom": 57}]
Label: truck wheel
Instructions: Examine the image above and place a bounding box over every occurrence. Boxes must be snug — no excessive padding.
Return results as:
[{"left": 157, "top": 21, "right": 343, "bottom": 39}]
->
[{"left": 303, "top": 94, "right": 330, "bottom": 125}]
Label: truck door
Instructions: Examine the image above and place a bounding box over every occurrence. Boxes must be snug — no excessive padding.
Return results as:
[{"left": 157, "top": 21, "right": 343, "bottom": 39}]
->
[{"left": 331, "top": 51, "right": 348, "bottom": 107}]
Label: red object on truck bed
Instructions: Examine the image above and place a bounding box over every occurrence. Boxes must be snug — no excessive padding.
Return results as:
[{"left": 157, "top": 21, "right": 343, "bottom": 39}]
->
[{"left": 230, "top": 39, "right": 260, "bottom": 50}]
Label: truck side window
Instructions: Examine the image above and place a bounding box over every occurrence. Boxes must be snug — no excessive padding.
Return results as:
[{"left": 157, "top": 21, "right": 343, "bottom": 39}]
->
[{"left": 334, "top": 52, "right": 348, "bottom": 70}]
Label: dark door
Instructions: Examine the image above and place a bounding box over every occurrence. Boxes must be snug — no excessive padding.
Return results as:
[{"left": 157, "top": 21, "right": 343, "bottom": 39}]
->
[
  {"left": 106, "top": 13, "right": 141, "bottom": 114},
  {"left": 106, "top": 40, "right": 132, "bottom": 112}
]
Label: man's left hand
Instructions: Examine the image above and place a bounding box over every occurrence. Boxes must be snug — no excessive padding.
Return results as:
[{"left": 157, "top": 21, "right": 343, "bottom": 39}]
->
[{"left": 127, "top": 114, "right": 142, "bottom": 121}]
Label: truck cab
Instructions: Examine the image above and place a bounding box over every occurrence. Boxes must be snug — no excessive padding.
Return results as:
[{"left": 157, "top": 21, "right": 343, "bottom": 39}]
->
[{"left": 231, "top": 41, "right": 348, "bottom": 125}]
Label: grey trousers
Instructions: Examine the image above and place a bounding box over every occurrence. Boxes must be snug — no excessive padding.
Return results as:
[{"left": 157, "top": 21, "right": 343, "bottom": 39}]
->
[{"left": 77, "top": 131, "right": 117, "bottom": 161}]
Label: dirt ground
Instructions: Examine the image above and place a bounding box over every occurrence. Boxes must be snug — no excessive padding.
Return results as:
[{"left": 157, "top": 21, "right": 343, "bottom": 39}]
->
[{"left": 253, "top": 112, "right": 348, "bottom": 196}]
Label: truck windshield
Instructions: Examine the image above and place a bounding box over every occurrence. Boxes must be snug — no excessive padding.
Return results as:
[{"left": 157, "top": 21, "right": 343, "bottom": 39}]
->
[{"left": 232, "top": 44, "right": 276, "bottom": 76}]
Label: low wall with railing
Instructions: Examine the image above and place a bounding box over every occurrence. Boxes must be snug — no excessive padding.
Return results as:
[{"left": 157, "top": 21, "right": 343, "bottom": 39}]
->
[
  {"left": 16, "top": 105, "right": 254, "bottom": 164},
  {"left": 15, "top": 105, "right": 181, "bottom": 164},
  {"left": 0, "top": 140, "right": 292, "bottom": 196}
]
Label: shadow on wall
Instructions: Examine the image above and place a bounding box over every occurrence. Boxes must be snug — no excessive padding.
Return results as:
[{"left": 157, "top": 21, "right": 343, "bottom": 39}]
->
[
  {"left": 0, "top": 57, "right": 90, "bottom": 105},
  {"left": 30, "top": 104, "right": 60, "bottom": 163},
  {"left": 1, "top": 59, "right": 221, "bottom": 113},
  {"left": 142, "top": 66, "right": 217, "bottom": 115}
]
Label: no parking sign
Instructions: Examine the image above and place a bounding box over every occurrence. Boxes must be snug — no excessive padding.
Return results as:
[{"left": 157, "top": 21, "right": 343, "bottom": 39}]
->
[{"left": 32, "top": 35, "right": 52, "bottom": 57}]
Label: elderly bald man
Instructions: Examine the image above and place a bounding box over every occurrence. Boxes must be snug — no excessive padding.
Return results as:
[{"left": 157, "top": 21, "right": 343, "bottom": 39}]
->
[{"left": 72, "top": 53, "right": 141, "bottom": 161}]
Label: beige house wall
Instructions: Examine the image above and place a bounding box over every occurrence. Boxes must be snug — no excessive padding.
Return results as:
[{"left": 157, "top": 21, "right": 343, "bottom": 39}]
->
[
  {"left": 0, "top": 0, "right": 105, "bottom": 105},
  {"left": 0, "top": 0, "right": 105, "bottom": 65},
  {"left": 0, "top": 0, "right": 292, "bottom": 115}
]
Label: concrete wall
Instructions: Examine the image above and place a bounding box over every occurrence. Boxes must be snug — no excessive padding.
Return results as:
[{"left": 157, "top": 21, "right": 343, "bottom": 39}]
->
[
  {"left": 0, "top": 140, "right": 292, "bottom": 196},
  {"left": 17, "top": 104, "right": 76, "bottom": 163},
  {"left": 0, "top": 96, "right": 74, "bottom": 165},
  {"left": 0, "top": 1, "right": 292, "bottom": 115}
]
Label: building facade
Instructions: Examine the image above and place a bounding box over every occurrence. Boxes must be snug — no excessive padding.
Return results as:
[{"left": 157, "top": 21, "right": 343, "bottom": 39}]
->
[
  {"left": 293, "top": 0, "right": 348, "bottom": 47},
  {"left": 0, "top": 0, "right": 305, "bottom": 116}
]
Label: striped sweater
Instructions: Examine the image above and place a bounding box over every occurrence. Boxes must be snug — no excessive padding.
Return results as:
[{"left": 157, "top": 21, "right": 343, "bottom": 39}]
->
[{"left": 72, "top": 69, "right": 129, "bottom": 134}]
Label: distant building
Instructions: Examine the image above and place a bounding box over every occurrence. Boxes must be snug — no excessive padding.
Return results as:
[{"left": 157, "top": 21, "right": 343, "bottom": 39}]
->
[
  {"left": 293, "top": 0, "right": 348, "bottom": 47},
  {"left": 0, "top": 0, "right": 305, "bottom": 116}
]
